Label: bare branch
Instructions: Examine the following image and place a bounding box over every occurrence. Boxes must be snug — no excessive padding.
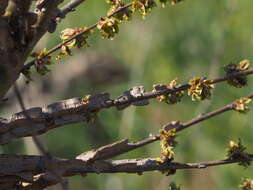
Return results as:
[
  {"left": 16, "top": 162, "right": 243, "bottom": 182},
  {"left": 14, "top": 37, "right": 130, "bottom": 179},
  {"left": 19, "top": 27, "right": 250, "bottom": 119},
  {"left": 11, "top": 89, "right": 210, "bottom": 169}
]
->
[{"left": 76, "top": 137, "right": 158, "bottom": 163}]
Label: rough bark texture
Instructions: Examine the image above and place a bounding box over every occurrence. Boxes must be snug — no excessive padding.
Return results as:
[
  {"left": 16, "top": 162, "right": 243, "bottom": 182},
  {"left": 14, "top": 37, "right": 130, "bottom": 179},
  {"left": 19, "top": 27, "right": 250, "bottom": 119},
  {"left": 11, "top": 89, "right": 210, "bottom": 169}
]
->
[
  {"left": 0, "top": 1, "right": 252, "bottom": 189},
  {"left": 1, "top": 70, "right": 253, "bottom": 145},
  {"left": 0, "top": 151, "right": 252, "bottom": 189},
  {"left": 0, "top": 0, "right": 63, "bottom": 99}
]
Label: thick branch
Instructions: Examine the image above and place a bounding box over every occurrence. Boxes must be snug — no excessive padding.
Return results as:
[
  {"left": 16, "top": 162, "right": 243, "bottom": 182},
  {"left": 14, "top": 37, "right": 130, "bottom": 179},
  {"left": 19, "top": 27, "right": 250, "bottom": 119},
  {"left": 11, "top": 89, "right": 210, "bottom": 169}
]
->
[
  {"left": 1, "top": 70, "right": 253, "bottom": 144},
  {"left": 14, "top": 83, "right": 68, "bottom": 190},
  {"left": 0, "top": 0, "right": 90, "bottom": 100},
  {"left": 0, "top": 17, "right": 24, "bottom": 100},
  {"left": 0, "top": 0, "right": 64, "bottom": 100},
  {"left": 0, "top": 93, "right": 114, "bottom": 144},
  {"left": 0, "top": 153, "right": 252, "bottom": 189}
]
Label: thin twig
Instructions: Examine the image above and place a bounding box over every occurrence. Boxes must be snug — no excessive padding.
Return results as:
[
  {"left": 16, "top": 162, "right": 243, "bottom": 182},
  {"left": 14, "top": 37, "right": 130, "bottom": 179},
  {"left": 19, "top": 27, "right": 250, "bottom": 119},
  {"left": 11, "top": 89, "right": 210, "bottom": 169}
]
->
[
  {"left": 80, "top": 91, "right": 253, "bottom": 160},
  {"left": 177, "top": 92, "right": 253, "bottom": 131},
  {"left": 21, "top": 3, "right": 132, "bottom": 73},
  {"left": 58, "top": 0, "right": 87, "bottom": 19},
  {"left": 104, "top": 69, "right": 253, "bottom": 108}
]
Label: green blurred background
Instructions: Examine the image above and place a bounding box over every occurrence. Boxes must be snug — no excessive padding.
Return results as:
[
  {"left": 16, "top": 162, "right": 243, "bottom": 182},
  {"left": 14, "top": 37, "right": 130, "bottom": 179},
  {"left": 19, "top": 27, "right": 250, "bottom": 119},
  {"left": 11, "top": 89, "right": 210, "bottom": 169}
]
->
[{"left": 2, "top": 0, "right": 253, "bottom": 189}]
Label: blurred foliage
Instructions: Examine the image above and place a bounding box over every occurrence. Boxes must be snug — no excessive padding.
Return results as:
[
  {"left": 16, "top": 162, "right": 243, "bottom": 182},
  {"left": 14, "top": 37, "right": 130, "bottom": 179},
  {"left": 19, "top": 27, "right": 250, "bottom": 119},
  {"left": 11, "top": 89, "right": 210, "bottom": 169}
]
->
[{"left": 2, "top": 0, "right": 253, "bottom": 189}]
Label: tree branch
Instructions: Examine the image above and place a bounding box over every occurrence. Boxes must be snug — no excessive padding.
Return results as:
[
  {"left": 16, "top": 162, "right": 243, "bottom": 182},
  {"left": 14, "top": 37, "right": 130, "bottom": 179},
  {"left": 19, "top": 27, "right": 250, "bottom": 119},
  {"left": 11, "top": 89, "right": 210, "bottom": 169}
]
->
[
  {"left": 14, "top": 83, "right": 68, "bottom": 190},
  {"left": 29, "top": 0, "right": 63, "bottom": 41},
  {"left": 1, "top": 70, "right": 253, "bottom": 144},
  {"left": 74, "top": 92, "right": 253, "bottom": 161},
  {"left": 21, "top": 3, "right": 132, "bottom": 72},
  {"left": 0, "top": 153, "right": 252, "bottom": 189},
  {"left": 0, "top": 0, "right": 64, "bottom": 100},
  {"left": 58, "top": 0, "right": 87, "bottom": 19}
]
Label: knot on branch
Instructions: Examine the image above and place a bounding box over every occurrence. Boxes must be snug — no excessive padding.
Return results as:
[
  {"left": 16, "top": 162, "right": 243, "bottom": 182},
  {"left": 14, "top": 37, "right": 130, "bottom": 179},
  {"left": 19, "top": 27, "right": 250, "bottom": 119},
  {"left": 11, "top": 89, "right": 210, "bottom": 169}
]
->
[
  {"left": 116, "top": 86, "right": 149, "bottom": 110},
  {"left": 162, "top": 120, "right": 182, "bottom": 131},
  {"left": 83, "top": 93, "right": 111, "bottom": 109},
  {"left": 11, "top": 107, "right": 43, "bottom": 121}
]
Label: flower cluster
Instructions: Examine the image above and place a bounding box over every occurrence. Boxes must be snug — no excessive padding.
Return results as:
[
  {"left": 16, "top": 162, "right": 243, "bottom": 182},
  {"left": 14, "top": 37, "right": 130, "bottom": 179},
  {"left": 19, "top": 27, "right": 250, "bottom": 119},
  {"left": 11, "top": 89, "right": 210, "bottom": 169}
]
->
[
  {"left": 81, "top": 95, "right": 98, "bottom": 122},
  {"left": 26, "top": 0, "right": 184, "bottom": 78},
  {"left": 57, "top": 27, "right": 92, "bottom": 59},
  {"left": 226, "top": 139, "right": 251, "bottom": 168},
  {"left": 106, "top": 0, "right": 132, "bottom": 21},
  {"left": 224, "top": 60, "right": 250, "bottom": 88},
  {"left": 188, "top": 77, "right": 214, "bottom": 101},
  {"left": 132, "top": 0, "right": 156, "bottom": 18},
  {"left": 155, "top": 79, "right": 184, "bottom": 104},
  {"left": 159, "top": 128, "right": 177, "bottom": 162},
  {"left": 97, "top": 18, "right": 119, "bottom": 39},
  {"left": 82, "top": 95, "right": 91, "bottom": 104},
  {"left": 31, "top": 48, "right": 52, "bottom": 76},
  {"left": 233, "top": 98, "right": 252, "bottom": 113},
  {"left": 239, "top": 178, "right": 253, "bottom": 190}
]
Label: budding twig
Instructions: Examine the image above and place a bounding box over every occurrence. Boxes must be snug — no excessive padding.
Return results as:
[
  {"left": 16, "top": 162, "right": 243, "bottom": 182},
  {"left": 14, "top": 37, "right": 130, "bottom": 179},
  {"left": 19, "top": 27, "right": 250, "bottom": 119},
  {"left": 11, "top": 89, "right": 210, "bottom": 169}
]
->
[
  {"left": 90, "top": 91, "right": 253, "bottom": 159},
  {"left": 1, "top": 69, "right": 253, "bottom": 144},
  {"left": 21, "top": 3, "right": 132, "bottom": 73}
]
